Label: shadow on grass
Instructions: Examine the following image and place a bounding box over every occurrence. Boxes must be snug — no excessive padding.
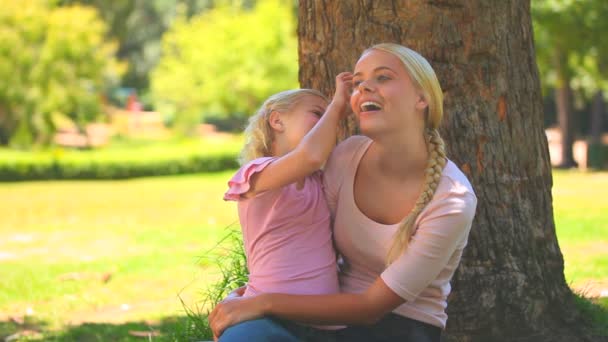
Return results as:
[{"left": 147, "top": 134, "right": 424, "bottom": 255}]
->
[
  {"left": 573, "top": 294, "right": 608, "bottom": 339},
  {"left": 0, "top": 315, "right": 208, "bottom": 342}
]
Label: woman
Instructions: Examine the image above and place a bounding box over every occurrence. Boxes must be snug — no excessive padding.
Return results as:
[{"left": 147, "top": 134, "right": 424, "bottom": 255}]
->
[{"left": 210, "top": 43, "right": 477, "bottom": 342}]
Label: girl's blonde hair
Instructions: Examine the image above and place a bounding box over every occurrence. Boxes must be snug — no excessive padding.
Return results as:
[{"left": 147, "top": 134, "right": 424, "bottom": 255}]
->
[
  {"left": 239, "top": 89, "right": 328, "bottom": 164},
  {"left": 366, "top": 43, "right": 448, "bottom": 264}
]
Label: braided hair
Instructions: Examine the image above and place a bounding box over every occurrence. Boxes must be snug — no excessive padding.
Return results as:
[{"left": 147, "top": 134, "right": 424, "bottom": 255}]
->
[{"left": 367, "top": 43, "right": 447, "bottom": 264}]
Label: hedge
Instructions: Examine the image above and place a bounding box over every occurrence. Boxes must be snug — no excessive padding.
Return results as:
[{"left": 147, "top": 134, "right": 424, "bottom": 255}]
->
[{"left": 0, "top": 153, "right": 239, "bottom": 181}]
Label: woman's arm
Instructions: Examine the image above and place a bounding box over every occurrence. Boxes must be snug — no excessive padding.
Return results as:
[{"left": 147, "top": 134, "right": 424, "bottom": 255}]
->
[
  {"left": 209, "top": 277, "right": 404, "bottom": 337},
  {"left": 210, "top": 189, "right": 477, "bottom": 337},
  {"left": 244, "top": 73, "right": 353, "bottom": 197}
]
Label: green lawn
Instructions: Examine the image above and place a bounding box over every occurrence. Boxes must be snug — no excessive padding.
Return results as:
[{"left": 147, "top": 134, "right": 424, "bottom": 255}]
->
[
  {"left": 0, "top": 171, "right": 239, "bottom": 341},
  {"left": 552, "top": 170, "right": 608, "bottom": 291},
  {"left": 0, "top": 169, "right": 606, "bottom": 341}
]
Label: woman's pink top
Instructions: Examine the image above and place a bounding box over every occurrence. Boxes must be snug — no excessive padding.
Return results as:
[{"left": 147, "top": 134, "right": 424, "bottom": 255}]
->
[
  {"left": 323, "top": 136, "right": 477, "bottom": 329},
  {"left": 224, "top": 157, "right": 340, "bottom": 298}
]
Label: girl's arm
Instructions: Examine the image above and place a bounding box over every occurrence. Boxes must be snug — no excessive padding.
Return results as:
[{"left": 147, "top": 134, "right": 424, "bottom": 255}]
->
[
  {"left": 209, "top": 277, "right": 404, "bottom": 337},
  {"left": 244, "top": 72, "right": 352, "bottom": 197}
]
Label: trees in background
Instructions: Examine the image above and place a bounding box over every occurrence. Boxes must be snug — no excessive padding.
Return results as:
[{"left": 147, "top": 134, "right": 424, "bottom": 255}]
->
[
  {"left": 150, "top": 0, "right": 298, "bottom": 132},
  {"left": 0, "top": 0, "right": 122, "bottom": 147},
  {"left": 533, "top": 0, "right": 608, "bottom": 168},
  {"left": 4, "top": 0, "right": 606, "bottom": 152},
  {"left": 0, "top": 0, "right": 296, "bottom": 146},
  {"left": 58, "top": 0, "right": 221, "bottom": 92}
]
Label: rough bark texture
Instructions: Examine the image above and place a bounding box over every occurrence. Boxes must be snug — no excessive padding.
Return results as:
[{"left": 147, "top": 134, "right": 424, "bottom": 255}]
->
[{"left": 298, "top": 1, "right": 593, "bottom": 341}]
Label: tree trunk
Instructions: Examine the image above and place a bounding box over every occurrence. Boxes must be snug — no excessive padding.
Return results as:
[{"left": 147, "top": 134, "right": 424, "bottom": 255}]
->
[
  {"left": 591, "top": 90, "right": 604, "bottom": 144},
  {"left": 298, "top": 1, "right": 591, "bottom": 341},
  {"left": 554, "top": 49, "right": 577, "bottom": 168}
]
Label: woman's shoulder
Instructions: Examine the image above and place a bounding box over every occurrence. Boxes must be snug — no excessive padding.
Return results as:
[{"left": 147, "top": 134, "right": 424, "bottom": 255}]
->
[
  {"left": 323, "top": 135, "right": 371, "bottom": 194},
  {"left": 330, "top": 135, "right": 371, "bottom": 161},
  {"left": 439, "top": 160, "right": 476, "bottom": 199},
  {"left": 325, "top": 135, "right": 371, "bottom": 173},
  {"left": 417, "top": 160, "right": 477, "bottom": 232},
  {"left": 426, "top": 160, "right": 478, "bottom": 217}
]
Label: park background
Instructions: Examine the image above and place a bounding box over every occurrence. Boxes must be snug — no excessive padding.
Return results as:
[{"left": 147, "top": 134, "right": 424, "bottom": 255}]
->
[{"left": 0, "top": 0, "right": 606, "bottom": 341}]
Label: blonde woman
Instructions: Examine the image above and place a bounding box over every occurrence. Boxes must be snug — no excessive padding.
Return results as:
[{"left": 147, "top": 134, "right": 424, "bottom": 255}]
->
[{"left": 211, "top": 43, "right": 477, "bottom": 342}]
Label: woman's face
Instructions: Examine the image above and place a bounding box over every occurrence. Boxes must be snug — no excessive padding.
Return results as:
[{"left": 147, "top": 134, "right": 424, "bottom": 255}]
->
[{"left": 350, "top": 49, "right": 427, "bottom": 138}]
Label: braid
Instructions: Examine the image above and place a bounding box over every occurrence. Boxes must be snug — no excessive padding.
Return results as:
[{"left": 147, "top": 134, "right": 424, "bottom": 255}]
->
[{"left": 386, "top": 128, "right": 447, "bottom": 264}]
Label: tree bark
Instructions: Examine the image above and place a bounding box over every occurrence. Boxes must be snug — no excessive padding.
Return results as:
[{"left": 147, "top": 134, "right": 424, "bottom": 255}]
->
[
  {"left": 298, "top": 1, "right": 591, "bottom": 341},
  {"left": 554, "top": 49, "right": 577, "bottom": 168},
  {"left": 591, "top": 90, "right": 604, "bottom": 144}
]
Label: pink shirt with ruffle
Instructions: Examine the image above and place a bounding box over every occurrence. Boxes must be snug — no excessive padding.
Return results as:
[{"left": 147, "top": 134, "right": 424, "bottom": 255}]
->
[{"left": 224, "top": 157, "right": 340, "bottom": 298}]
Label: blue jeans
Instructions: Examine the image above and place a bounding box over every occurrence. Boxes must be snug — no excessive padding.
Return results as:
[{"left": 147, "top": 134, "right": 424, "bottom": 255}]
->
[
  {"left": 219, "top": 318, "right": 299, "bottom": 342},
  {"left": 337, "top": 313, "right": 441, "bottom": 342}
]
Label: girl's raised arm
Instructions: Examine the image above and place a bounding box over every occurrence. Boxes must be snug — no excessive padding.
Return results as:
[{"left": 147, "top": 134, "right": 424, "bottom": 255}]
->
[{"left": 243, "top": 72, "right": 352, "bottom": 198}]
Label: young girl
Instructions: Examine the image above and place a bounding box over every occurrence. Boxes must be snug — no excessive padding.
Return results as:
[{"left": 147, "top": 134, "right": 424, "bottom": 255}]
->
[{"left": 219, "top": 73, "right": 352, "bottom": 341}]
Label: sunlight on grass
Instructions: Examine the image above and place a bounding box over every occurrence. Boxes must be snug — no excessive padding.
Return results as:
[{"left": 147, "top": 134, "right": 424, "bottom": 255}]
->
[
  {"left": 0, "top": 168, "right": 605, "bottom": 340},
  {"left": 0, "top": 171, "right": 239, "bottom": 333},
  {"left": 552, "top": 170, "right": 608, "bottom": 289}
]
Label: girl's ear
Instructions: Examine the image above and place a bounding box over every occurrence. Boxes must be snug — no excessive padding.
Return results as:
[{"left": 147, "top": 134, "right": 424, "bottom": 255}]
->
[{"left": 268, "top": 110, "right": 285, "bottom": 132}]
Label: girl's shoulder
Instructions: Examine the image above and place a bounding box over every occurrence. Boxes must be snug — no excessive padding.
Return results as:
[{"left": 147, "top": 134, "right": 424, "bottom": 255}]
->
[{"left": 224, "top": 157, "right": 277, "bottom": 201}]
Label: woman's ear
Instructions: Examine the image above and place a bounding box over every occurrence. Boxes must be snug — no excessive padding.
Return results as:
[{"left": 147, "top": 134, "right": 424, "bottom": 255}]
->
[
  {"left": 268, "top": 110, "right": 285, "bottom": 132},
  {"left": 415, "top": 95, "right": 429, "bottom": 111}
]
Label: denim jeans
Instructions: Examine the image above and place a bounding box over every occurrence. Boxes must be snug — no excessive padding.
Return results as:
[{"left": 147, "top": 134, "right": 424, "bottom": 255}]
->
[
  {"left": 219, "top": 317, "right": 338, "bottom": 342},
  {"left": 336, "top": 313, "right": 441, "bottom": 342},
  {"left": 218, "top": 314, "right": 440, "bottom": 342},
  {"left": 219, "top": 317, "right": 300, "bottom": 342}
]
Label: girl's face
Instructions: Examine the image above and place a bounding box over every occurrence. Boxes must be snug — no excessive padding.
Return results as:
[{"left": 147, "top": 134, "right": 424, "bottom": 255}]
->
[
  {"left": 281, "top": 95, "right": 328, "bottom": 150},
  {"left": 350, "top": 49, "right": 427, "bottom": 138}
]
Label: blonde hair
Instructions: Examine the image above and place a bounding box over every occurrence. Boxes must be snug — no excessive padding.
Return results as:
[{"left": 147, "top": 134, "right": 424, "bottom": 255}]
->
[
  {"left": 239, "top": 89, "right": 328, "bottom": 164},
  {"left": 366, "top": 43, "right": 448, "bottom": 264}
]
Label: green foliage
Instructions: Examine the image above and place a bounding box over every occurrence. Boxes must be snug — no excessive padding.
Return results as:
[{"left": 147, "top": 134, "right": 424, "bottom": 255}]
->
[
  {"left": 533, "top": 0, "right": 608, "bottom": 96},
  {"left": 0, "top": 137, "right": 241, "bottom": 181},
  {"left": 177, "top": 227, "right": 248, "bottom": 341},
  {"left": 151, "top": 0, "right": 299, "bottom": 132},
  {"left": 0, "top": 0, "right": 123, "bottom": 147},
  {"left": 60, "top": 0, "right": 217, "bottom": 91}
]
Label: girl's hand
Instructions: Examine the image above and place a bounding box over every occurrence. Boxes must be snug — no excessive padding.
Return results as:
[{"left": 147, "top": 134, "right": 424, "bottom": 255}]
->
[
  {"left": 332, "top": 72, "right": 353, "bottom": 116},
  {"left": 209, "top": 295, "right": 266, "bottom": 340}
]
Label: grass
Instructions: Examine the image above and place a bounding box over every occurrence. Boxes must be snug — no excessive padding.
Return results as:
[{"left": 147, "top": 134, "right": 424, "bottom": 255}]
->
[
  {"left": 0, "top": 168, "right": 605, "bottom": 340},
  {"left": 552, "top": 170, "right": 608, "bottom": 288},
  {"left": 0, "top": 171, "right": 239, "bottom": 341}
]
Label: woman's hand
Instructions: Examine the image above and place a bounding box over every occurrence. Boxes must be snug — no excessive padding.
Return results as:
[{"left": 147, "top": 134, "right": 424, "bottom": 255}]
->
[
  {"left": 225, "top": 285, "right": 246, "bottom": 300},
  {"left": 209, "top": 295, "right": 266, "bottom": 340}
]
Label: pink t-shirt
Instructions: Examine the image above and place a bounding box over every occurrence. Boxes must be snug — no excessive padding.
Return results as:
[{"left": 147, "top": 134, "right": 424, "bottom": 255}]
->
[
  {"left": 323, "top": 136, "right": 477, "bottom": 329},
  {"left": 224, "top": 157, "right": 340, "bottom": 298}
]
